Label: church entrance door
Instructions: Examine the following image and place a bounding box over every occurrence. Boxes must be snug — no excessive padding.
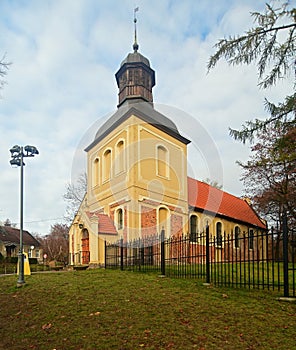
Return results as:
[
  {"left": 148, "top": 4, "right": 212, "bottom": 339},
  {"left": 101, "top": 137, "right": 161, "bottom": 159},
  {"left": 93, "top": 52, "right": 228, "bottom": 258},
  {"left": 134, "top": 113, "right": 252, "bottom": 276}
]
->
[{"left": 81, "top": 229, "right": 90, "bottom": 264}]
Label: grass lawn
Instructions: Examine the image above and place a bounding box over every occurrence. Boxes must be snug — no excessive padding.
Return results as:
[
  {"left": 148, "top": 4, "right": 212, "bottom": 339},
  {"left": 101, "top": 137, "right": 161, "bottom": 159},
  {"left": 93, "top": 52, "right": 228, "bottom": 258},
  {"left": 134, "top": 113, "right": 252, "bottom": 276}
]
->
[{"left": 0, "top": 269, "right": 295, "bottom": 350}]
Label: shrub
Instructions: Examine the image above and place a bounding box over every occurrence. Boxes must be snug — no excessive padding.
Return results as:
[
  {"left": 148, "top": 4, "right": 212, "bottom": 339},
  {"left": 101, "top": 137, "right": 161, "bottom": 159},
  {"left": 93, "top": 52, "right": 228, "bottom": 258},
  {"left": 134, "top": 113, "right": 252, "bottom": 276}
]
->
[
  {"left": 5, "top": 257, "right": 18, "bottom": 264},
  {"left": 29, "top": 258, "right": 38, "bottom": 265}
]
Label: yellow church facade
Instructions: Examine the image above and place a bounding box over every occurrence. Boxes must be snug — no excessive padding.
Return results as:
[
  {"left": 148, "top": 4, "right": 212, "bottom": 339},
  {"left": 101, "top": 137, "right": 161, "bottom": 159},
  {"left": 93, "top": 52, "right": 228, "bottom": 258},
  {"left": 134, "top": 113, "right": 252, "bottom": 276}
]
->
[{"left": 69, "top": 37, "right": 266, "bottom": 267}]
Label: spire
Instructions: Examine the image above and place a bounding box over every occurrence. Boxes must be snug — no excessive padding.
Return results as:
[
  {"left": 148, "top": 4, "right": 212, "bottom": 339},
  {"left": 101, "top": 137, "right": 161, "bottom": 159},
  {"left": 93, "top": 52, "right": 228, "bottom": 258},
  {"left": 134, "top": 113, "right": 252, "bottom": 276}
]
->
[{"left": 133, "top": 7, "right": 139, "bottom": 52}]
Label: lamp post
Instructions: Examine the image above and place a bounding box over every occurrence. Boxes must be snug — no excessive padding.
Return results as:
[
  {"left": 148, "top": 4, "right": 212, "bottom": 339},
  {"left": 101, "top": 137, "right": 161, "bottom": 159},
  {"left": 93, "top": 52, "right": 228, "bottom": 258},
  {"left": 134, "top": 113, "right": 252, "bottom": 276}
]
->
[{"left": 9, "top": 145, "right": 39, "bottom": 287}]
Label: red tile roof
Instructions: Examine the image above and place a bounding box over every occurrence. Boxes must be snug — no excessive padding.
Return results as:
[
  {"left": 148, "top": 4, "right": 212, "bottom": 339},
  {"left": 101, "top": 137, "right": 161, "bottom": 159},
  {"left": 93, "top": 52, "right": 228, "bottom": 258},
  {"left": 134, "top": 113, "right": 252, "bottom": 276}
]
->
[
  {"left": 97, "top": 214, "right": 118, "bottom": 235},
  {"left": 188, "top": 177, "right": 266, "bottom": 229},
  {"left": 86, "top": 212, "right": 118, "bottom": 235}
]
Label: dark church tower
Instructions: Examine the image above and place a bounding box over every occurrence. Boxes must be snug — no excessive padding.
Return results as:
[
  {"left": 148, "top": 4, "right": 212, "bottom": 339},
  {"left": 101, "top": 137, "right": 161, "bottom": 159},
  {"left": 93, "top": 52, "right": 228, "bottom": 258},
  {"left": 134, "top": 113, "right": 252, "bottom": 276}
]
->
[{"left": 115, "top": 15, "right": 155, "bottom": 107}]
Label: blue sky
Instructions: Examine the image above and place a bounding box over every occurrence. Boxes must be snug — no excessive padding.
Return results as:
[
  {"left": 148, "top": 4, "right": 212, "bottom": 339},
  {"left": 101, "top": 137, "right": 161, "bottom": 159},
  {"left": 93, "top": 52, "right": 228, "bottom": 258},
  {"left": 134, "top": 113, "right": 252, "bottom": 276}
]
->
[{"left": 0, "top": 0, "right": 293, "bottom": 235}]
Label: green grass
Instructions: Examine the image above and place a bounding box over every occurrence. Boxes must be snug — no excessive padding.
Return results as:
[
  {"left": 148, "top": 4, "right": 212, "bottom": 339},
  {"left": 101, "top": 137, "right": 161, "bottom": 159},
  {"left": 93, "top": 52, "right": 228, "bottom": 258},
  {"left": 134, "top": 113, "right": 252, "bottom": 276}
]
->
[{"left": 0, "top": 269, "right": 295, "bottom": 350}]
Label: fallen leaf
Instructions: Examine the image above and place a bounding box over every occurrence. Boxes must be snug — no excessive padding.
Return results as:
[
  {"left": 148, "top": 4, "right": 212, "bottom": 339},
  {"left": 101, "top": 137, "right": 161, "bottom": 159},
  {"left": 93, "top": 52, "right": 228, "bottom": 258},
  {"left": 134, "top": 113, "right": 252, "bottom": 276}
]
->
[{"left": 42, "top": 323, "right": 52, "bottom": 330}]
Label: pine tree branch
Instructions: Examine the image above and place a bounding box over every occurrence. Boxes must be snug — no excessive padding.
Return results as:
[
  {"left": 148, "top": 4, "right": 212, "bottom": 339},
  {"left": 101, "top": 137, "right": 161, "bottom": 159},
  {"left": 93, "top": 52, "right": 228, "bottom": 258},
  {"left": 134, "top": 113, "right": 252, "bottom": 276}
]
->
[
  {"left": 208, "top": 23, "right": 296, "bottom": 69},
  {"left": 229, "top": 94, "right": 296, "bottom": 143}
]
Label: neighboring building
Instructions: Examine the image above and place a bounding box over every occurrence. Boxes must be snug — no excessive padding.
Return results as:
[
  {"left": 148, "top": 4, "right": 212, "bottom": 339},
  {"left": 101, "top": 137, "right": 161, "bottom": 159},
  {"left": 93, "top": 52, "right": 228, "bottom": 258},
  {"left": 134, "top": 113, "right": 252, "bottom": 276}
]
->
[
  {"left": 0, "top": 225, "right": 42, "bottom": 261},
  {"left": 69, "top": 35, "right": 266, "bottom": 266}
]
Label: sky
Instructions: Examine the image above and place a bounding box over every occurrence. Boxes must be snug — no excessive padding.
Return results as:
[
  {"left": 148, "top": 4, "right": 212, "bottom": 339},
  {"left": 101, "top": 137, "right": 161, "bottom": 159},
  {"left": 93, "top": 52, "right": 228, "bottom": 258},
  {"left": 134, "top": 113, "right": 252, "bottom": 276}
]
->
[{"left": 0, "top": 0, "right": 293, "bottom": 235}]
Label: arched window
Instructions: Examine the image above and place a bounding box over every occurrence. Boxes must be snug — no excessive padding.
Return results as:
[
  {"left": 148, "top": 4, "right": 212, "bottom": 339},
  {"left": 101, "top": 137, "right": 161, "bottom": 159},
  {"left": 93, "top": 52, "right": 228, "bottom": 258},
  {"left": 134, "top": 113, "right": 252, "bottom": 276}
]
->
[
  {"left": 116, "top": 140, "right": 125, "bottom": 174},
  {"left": 158, "top": 207, "right": 169, "bottom": 237},
  {"left": 216, "top": 222, "right": 222, "bottom": 247},
  {"left": 189, "top": 215, "right": 198, "bottom": 242},
  {"left": 116, "top": 208, "right": 123, "bottom": 230},
  {"left": 249, "top": 229, "right": 254, "bottom": 250},
  {"left": 157, "top": 145, "right": 168, "bottom": 178},
  {"left": 93, "top": 157, "right": 100, "bottom": 187},
  {"left": 234, "top": 226, "right": 240, "bottom": 248},
  {"left": 103, "top": 149, "right": 112, "bottom": 181}
]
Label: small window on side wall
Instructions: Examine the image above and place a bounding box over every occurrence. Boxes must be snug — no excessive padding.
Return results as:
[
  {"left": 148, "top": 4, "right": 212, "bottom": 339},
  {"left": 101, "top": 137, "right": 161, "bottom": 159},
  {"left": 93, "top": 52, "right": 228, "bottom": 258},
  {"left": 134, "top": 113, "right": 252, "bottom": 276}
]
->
[
  {"left": 249, "top": 229, "right": 254, "bottom": 250},
  {"left": 117, "top": 208, "right": 123, "bottom": 230},
  {"left": 189, "top": 215, "right": 198, "bottom": 242},
  {"left": 216, "top": 222, "right": 222, "bottom": 247},
  {"left": 234, "top": 226, "right": 240, "bottom": 248}
]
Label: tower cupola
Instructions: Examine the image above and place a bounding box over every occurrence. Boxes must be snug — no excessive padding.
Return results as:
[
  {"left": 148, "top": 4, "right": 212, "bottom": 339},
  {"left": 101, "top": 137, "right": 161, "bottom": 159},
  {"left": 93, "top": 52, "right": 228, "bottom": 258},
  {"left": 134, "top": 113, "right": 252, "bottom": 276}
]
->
[{"left": 115, "top": 10, "right": 155, "bottom": 107}]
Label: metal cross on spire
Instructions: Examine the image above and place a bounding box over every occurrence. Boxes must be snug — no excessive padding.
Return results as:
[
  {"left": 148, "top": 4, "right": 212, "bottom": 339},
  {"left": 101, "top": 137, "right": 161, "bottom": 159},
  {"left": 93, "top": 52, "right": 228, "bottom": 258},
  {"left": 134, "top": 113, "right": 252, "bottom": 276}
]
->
[{"left": 133, "top": 7, "right": 139, "bottom": 52}]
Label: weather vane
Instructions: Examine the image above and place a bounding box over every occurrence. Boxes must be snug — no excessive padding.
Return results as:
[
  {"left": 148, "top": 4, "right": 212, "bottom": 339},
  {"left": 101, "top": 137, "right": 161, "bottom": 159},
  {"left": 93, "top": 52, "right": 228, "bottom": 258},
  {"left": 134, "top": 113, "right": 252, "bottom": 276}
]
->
[{"left": 133, "top": 7, "right": 139, "bottom": 52}]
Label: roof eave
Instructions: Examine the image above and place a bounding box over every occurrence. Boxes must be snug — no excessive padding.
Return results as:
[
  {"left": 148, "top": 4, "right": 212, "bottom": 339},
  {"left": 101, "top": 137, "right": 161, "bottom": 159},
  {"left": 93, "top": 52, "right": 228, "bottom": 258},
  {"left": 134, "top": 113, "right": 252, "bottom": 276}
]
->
[{"left": 192, "top": 206, "right": 267, "bottom": 230}]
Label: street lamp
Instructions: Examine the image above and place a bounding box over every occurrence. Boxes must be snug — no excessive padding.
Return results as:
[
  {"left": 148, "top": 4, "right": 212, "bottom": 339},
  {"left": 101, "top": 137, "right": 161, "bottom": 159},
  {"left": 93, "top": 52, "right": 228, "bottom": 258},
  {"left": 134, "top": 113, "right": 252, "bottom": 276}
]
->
[{"left": 9, "top": 145, "right": 39, "bottom": 287}]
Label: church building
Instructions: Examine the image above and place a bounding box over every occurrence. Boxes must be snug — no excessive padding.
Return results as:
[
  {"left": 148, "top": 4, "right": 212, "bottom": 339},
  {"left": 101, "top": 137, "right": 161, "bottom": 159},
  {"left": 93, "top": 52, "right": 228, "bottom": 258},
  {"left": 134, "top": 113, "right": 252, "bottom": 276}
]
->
[{"left": 68, "top": 26, "right": 266, "bottom": 267}]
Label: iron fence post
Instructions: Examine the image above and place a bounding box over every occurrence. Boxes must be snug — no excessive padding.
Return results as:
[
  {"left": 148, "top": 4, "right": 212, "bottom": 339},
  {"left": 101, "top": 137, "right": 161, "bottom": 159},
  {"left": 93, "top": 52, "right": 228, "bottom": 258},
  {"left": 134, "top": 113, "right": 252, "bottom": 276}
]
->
[
  {"left": 206, "top": 224, "right": 210, "bottom": 284},
  {"left": 161, "top": 229, "right": 165, "bottom": 276},
  {"left": 104, "top": 240, "right": 107, "bottom": 268},
  {"left": 282, "top": 213, "right": 289, "bottom": 297},
  {"left": 120, "top": 238, "right": 124, "bottom": 271}
]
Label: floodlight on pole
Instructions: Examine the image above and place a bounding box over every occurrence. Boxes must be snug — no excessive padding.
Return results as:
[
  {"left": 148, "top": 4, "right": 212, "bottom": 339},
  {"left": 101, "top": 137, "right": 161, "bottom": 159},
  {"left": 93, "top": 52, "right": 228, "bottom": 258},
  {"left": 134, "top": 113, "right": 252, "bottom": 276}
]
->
[{"left": 9, "top": 144, "right": 39, "bottom": 287}]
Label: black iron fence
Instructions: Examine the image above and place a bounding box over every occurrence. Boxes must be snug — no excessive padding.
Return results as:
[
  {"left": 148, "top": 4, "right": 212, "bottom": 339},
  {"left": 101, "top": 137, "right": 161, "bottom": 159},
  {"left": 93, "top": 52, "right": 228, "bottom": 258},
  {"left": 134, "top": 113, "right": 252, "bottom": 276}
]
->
[{"left": 105, "top": 224, "right": 296, "bottom": 297}]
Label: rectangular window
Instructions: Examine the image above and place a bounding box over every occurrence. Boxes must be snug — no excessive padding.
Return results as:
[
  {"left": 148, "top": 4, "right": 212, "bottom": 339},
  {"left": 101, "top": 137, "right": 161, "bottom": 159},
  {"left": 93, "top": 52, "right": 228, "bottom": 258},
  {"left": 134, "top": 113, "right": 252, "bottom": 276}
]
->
[
  {"left": 216, "top": 222, "right": 223, "bottom": 247},
  {"left": 234, "top": 227, "right": 240, "bottom": 248},
  {"left": 189, "top": 215, "right": 198, "bottom": 243},
  {"left": 249, "top": 229, "right": 254, "bottom": 250},
  {"left": 117, "top": 209, "right": 123, "bottom": 230}
]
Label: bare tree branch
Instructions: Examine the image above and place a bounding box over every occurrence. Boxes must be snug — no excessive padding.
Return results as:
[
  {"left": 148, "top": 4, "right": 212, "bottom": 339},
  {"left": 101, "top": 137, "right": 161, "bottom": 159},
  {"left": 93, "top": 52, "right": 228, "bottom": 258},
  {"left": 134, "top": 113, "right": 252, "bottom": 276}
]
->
[{"left": 0, "top": 54, "right": 11, "bottom": 92}]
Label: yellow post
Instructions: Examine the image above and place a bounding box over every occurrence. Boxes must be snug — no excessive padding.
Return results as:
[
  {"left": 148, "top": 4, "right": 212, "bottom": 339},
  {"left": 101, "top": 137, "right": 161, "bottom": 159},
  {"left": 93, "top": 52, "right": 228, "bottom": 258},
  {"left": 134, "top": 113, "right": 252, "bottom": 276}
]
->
[{"left": 18, "top": 252, "right": 31, "bottom": 275}]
